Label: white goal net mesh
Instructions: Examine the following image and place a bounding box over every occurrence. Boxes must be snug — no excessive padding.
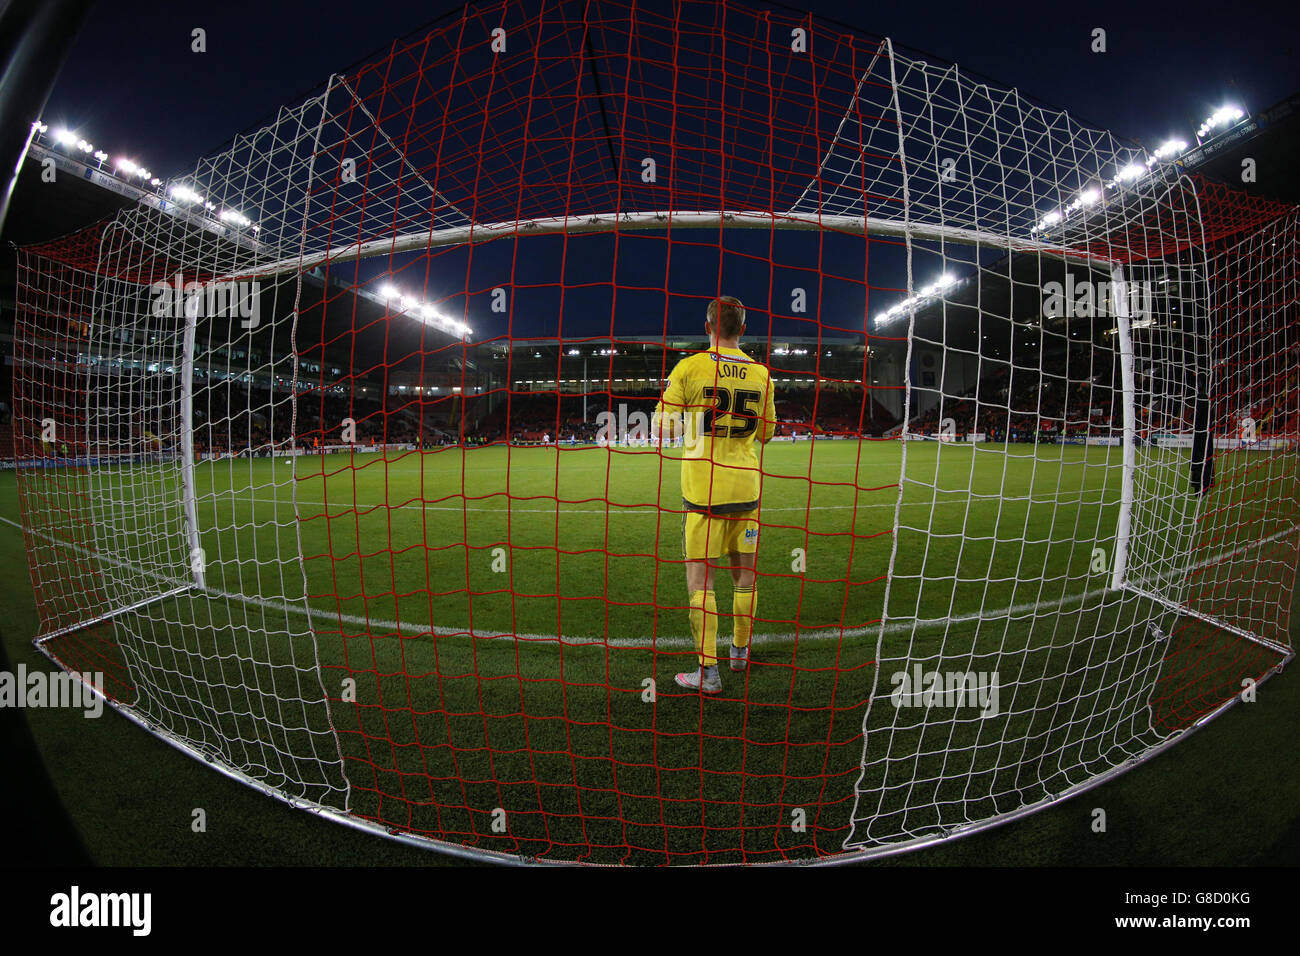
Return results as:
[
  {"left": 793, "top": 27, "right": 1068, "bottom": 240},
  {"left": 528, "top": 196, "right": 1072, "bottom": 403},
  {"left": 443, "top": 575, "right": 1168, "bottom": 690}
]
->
[{"left": 11, "top": 0, "right": 1297, "bottom": 863}]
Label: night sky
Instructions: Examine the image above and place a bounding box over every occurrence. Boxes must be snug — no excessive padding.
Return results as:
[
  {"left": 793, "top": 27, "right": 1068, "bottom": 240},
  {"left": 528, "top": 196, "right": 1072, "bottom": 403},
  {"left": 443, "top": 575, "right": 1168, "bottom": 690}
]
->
[
  {"left": 32, "top": 0, "right": 1300, "bottom": 341},
  {"left": 42, "top": 0, "right": 1298, "bottom": 182}
]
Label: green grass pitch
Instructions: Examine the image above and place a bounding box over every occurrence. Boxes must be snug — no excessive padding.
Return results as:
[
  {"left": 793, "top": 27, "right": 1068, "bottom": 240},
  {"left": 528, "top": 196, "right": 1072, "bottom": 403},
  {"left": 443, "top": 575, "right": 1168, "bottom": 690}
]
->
[{"left": 2, "top": 438, "right": 1296, "bottom": 864}]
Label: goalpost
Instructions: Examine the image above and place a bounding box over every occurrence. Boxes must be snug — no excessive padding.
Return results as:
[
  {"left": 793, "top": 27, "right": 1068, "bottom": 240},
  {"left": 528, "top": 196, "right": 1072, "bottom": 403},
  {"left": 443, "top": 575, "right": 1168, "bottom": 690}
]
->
[{"left": 11, "top": 0, "right": 1298, "bottom": 864}]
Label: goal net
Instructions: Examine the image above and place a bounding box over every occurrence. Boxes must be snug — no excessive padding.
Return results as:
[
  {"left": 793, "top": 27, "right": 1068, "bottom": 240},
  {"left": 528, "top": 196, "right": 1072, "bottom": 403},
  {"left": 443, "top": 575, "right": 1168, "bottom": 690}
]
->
[{"left": 12, "top": 0, "right": 1298, "bottom": 864}]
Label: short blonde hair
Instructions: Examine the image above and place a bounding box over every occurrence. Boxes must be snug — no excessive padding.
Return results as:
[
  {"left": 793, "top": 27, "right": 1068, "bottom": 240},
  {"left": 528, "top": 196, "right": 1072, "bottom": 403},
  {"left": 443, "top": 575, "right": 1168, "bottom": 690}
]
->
[{"left": 706, "top": 295, "right": 746, "bottom": 339}]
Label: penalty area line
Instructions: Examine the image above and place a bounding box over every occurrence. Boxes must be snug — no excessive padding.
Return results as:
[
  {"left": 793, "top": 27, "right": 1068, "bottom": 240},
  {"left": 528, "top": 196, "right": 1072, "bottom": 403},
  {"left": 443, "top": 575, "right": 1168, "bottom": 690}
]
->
[
  {"left": 1, "top": 514, "right": 1293, "bottom": 651},
  {"left": 246, "top": 493, "right": 1123, "bottom": 516}
]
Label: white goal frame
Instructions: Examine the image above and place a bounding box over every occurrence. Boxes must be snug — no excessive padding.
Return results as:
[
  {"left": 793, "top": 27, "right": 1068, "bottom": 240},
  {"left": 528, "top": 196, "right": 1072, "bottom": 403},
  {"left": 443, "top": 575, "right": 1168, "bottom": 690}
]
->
[{"left": 12, "top": 7, "right": 1298, "bottom": 865}]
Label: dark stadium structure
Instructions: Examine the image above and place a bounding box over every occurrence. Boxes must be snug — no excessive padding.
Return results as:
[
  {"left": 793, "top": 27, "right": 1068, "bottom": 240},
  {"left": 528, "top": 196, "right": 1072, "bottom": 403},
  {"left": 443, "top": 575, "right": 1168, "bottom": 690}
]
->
[
  {"left": 4, "top": 0, "right": 1297, "bottom": 869},
  {"left": 5, "top": 87, "right": 1296, "bottom": 463}
]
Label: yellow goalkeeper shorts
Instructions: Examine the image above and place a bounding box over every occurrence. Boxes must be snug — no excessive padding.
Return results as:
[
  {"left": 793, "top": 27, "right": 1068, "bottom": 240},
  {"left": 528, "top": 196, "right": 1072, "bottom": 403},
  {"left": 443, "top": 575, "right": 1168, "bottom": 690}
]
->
[{"left": 682, "top": 509, "right": 759, "bottom": 560}]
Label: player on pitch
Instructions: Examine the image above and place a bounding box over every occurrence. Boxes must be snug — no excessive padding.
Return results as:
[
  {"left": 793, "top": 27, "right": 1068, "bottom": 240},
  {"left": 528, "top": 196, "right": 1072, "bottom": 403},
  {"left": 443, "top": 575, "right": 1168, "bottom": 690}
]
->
[{"left": 654, "top": 295, "right": 776, "bottom": 693}]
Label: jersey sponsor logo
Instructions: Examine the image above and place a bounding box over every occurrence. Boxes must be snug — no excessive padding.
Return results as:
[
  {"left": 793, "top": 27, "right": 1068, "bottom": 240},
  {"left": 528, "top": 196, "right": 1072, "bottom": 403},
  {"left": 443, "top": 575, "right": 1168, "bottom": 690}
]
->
[{"left": 744, "top": 526, "right": 759, "bottom": 541}]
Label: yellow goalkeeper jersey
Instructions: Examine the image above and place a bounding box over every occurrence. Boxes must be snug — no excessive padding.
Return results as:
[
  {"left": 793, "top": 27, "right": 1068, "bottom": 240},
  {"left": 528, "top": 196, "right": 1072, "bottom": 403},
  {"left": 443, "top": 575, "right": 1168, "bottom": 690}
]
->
[{"left": 656, "top": 345, "right": 776, "bottom": 513}]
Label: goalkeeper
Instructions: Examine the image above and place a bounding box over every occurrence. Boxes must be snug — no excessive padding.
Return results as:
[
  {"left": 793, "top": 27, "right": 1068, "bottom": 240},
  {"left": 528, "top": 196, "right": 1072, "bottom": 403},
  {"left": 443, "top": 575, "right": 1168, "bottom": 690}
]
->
[{"left": 654, "top": 296, "right": 776, "bottom": 694}]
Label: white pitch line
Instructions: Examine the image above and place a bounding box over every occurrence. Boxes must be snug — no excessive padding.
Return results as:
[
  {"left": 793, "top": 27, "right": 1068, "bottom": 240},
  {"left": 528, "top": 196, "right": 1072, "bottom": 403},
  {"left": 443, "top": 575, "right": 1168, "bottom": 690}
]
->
[
  {"left": 2, "top": 514, "right": 1293, "bottom": 651},
  {"left": 238, "top": 494, "right": 1122, "bottom": 516},
  {"left": 0, "top": 508, "right": 1094, "bottom": 648}
]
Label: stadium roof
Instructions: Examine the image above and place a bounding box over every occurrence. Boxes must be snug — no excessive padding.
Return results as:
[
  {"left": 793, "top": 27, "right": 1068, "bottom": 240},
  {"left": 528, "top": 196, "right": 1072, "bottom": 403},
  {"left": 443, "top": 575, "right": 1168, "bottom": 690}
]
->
[{"left": 5, "top": 1, "right": 1297, "bottom": 356}]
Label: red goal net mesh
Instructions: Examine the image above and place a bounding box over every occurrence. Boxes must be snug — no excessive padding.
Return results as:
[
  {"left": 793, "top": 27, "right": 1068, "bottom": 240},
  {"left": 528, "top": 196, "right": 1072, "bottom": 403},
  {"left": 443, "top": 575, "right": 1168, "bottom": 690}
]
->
[{"left": 11, "top": 0, "right": 1298, "bottom": 864}]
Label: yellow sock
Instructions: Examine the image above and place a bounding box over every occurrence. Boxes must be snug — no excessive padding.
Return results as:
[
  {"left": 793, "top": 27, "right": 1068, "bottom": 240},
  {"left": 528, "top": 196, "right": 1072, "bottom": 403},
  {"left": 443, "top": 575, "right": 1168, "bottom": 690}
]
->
[
  {"left": 732, "top": 584, "right": 756, "bottom": 648},
  {"left": 688, "top": 589, "right": 718, "bottom": 667}
]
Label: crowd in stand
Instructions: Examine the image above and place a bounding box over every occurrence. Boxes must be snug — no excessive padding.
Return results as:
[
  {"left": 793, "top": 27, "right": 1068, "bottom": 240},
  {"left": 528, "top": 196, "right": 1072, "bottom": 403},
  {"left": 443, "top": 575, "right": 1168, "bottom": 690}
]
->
[
  {"left": 479, "top": 385, "right": 907, "bottom": 444},
  {"left": 6, "top": 359, "right": 1297, "bottom": 460},
  {"left": 906, "top": 363, "right": 1123, "bottom": 442},
  {"left": 190, "top": 382, "right": 437, "bottom": 455}
]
